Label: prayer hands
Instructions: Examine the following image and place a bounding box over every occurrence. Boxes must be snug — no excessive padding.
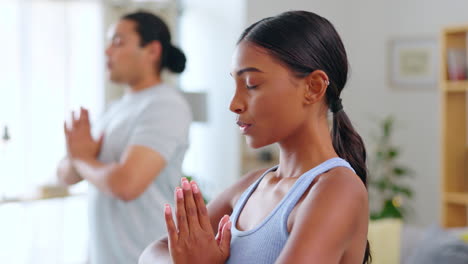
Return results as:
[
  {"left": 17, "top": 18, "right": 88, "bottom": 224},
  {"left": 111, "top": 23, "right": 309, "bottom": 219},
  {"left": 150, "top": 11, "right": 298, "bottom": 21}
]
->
[
  {"left": 64, "top": 107, "right": 103, "bottom": 160},
  {"left": 165, "top": 177, "right": 232, "bottom": 264}
]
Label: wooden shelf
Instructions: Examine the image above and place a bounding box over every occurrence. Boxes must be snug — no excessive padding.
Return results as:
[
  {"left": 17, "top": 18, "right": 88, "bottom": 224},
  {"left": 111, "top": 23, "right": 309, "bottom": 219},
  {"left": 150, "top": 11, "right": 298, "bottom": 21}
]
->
[
  {"left": 444, "top": 25, "right": 468, "bottom": 35},
  {"left": 444, "top": 192, "right": 468, "bottom": 205},
  {"left": 442, "top": 80, "right": 468, "bottom": 92},
  {"left": 441, "top": 25, "right": 468, "bottom": 228}
]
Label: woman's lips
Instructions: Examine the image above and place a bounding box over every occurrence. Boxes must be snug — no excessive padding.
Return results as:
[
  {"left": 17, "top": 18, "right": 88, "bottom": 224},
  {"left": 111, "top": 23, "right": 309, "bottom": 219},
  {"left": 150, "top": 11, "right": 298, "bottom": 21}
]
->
[{"left": 236, "top": 121, "right": 252, "bottom": 134}]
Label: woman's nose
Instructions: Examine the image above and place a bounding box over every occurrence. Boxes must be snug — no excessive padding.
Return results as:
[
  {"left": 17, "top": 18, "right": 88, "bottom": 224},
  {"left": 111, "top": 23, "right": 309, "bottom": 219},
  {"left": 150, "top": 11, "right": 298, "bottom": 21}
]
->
[{"left": 229, "top": 92, "right": 245, "bottom": 114}]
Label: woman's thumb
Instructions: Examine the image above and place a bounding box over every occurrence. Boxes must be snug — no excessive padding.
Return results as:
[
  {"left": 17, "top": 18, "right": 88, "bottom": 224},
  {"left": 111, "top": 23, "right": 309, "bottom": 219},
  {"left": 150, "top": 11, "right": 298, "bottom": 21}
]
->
[{"left": 219, "top": 220, "right": 232, "bottom": 257}]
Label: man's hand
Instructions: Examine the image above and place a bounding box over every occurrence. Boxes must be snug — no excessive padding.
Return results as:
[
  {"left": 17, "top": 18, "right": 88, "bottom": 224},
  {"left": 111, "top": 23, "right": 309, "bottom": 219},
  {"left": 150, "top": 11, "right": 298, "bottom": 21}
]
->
[
  {"left": 165, "top": 178, "right": 232, "bottom": 264},
  {"left": 64, "top": 107, "right": 103, "bottom": 160}
]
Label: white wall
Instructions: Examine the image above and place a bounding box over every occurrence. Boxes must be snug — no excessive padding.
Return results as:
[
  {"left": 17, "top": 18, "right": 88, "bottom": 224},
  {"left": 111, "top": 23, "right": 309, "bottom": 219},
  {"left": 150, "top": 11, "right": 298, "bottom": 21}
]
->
[
  {"left": 245, "top": 0, "right": 468, "bottom": 226},
  {"left": 179, "top": 0, "right": 245, "bottom": 199}
]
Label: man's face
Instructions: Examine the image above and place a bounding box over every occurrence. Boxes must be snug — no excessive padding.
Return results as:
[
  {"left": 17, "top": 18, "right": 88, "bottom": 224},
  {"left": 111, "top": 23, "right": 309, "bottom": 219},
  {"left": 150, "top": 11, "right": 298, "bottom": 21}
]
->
[{"left": 105, "top": 19, "right": 147, "bottom": 84}]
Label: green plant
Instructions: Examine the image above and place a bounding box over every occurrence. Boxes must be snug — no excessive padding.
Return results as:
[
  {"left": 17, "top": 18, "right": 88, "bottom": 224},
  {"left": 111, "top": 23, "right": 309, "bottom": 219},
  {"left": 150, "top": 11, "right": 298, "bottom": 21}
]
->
[{"left": 369, "top": 116, "right": 413, "bottom": 220}]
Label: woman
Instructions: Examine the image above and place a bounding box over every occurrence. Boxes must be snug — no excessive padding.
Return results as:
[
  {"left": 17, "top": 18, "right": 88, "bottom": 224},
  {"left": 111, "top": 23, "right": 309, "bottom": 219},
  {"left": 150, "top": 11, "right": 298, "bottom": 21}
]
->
[{"left": 140, "top": 10, "right": 370, "bottom": 264}]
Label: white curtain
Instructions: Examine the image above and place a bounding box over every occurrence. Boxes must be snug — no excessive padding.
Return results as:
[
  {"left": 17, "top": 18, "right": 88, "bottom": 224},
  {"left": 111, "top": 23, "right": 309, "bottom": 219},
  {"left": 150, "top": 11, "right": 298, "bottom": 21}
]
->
[{"left": 0, "top": 0, "right": 104, "bottom": 263}]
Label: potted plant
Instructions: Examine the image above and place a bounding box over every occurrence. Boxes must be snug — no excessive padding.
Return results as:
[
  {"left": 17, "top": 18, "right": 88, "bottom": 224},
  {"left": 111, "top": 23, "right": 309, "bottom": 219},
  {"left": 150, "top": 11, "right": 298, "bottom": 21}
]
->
[{"left": 369, "top": 116, "right": 414, "bottom": 220}]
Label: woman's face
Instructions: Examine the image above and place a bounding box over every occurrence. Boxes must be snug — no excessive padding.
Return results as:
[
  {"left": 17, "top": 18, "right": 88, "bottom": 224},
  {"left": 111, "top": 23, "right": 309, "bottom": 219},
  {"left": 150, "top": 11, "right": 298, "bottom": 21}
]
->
[{"left": 230, "top": 41, "right": 309, "bottom": 148}]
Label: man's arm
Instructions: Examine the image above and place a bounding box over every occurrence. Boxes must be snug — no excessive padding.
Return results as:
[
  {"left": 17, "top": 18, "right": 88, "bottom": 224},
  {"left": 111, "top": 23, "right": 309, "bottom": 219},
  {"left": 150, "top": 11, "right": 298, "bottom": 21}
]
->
[
  {"left": 64, "top": 107, "right": 168, "bottom": 201},
  {"left": 72, "top": 145, "right": 167, "bottom": 201},
  {"left": 56, "top": 157, "right": 83, "bottom": 186}
]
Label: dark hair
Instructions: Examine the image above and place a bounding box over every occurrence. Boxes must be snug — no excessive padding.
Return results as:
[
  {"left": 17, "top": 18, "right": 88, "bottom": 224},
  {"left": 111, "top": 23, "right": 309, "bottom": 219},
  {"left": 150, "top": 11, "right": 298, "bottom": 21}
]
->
[
  {"left": 122, "top": 11, "right": 186, "bottom": 73},
  {"left": 239, "top": 11, "right": 371, "bottom": 264}
]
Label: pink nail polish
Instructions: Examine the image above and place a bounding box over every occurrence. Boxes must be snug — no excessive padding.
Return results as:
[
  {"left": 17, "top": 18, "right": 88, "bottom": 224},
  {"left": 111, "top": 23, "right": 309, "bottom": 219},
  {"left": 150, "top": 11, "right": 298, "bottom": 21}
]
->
[
  {"left": 176, "top": 187, "right": 183, "bottom": 199},
  {"left": 165, "top": 204, "right": 171, "bottom": 214},
  {"left": 182, "top": 180, "right": 190, "bottom": 191},
  {"left": 191, "top": 182, "right": 199, "bottom": 193}
]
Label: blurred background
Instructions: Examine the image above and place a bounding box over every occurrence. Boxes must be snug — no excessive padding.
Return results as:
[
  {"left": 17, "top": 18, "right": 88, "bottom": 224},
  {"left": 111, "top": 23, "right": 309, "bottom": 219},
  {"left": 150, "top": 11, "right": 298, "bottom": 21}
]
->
[{"left": 1, "top": 0, "right": 468, "bottom": 263}]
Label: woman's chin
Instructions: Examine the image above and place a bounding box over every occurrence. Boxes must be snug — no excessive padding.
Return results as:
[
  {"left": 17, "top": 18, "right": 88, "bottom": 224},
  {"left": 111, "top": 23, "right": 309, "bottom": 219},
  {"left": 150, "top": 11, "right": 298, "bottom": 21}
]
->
[{"left": 245, "top": 137, "right": 271, "bottom": 149}]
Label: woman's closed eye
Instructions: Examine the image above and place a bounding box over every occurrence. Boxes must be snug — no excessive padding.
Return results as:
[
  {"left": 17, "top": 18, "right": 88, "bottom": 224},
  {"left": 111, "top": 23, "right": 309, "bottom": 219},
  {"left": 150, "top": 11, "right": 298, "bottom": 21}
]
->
[{"left": 246, "top": 84, "right": 258, "bottom": 90}]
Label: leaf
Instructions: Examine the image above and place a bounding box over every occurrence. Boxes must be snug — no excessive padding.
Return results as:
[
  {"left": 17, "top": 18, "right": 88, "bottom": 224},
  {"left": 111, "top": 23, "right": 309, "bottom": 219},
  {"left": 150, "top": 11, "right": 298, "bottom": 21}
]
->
[
  {"left": 370, "top": 212, "right": 382, "bottom": 220},
  {"left": 387, "top": 148, "right": 399, "bottom": 159},
  {"left": 391, "top": 185, "right": 413, "bottom": 198},
  {"left": 393, "top": 167, "right": 407, "bottom": 176},
  {"left": 185, "top": 175, "right": 193, "bottom": 181},
  {"left": 376, "top": 151, "right": 384, "bottom": 159},
  {"left": 379, "top": 199, "right": 403, "bottom": 219},
  {"left": 383, "top": 116, "right": 394, "bottom": 138},
  {"left": 400, "top": 187, "right": 413, "bottom": 198},
  {"left": 375, "top": 179, "right": 390, "bottom": 191}
]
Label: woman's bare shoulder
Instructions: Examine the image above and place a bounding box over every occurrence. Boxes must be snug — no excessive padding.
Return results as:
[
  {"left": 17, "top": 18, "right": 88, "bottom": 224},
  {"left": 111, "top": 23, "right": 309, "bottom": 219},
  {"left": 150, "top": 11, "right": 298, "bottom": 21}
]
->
[
  {"left": 315, "top": 167, "right": 368, "bottom": 200},
  {"left": 277, "top": 167, "right": 368, "bottom": 263},
  {"left": 297, "top": 166, "right": 369, "bottom": 227}
]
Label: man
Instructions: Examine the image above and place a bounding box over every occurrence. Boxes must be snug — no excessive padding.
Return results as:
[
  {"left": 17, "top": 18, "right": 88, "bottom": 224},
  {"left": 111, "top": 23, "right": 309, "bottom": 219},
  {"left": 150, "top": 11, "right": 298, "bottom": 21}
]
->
[{"left": 57, "top": 11, "right": 191, "bottom": 263}]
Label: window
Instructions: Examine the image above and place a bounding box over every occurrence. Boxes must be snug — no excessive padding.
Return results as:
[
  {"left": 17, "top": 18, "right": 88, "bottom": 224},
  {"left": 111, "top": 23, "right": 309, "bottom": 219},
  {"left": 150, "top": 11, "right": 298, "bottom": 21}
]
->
[
  {"left": 0, "top": 0, "right": 104, "bottom": 195},
  {"left": 0, "top": 0, "right": 103, "bottom": 263}
]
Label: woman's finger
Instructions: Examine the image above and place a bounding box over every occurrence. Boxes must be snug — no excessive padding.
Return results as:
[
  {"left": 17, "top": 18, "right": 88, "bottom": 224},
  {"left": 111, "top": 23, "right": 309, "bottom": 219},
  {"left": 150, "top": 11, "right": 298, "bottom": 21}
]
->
[
  {"left": 219, "top": 219, "right": 232, "bottom": 257},
  {"left": 216, "top": 215, "right": 229, "bottom": 244},
  {"left": 191, "top": 181, "right": 211, "bottom": 232},
  {"left": 181, "top": 177, "right": 201, "bottom": 232},
  {"left": 175, "top": 187, "right": 189, "bottom": 238},
  {"left": 164, "top": 204, "right": 178, "bottom": 245}
]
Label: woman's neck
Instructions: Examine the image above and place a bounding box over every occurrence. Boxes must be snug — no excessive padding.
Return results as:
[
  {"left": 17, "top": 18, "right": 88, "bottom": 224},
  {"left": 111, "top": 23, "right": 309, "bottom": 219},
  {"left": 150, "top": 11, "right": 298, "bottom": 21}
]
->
[{"left": 276, "top": 117, "right": 337, "bottom": 179}]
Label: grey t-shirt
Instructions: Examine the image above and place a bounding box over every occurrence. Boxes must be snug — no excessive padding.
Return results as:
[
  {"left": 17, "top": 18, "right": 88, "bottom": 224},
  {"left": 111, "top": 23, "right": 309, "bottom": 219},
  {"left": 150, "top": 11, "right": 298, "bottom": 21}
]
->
[{"left": 88, "top": 83, "right": 192, "bottom": 264}]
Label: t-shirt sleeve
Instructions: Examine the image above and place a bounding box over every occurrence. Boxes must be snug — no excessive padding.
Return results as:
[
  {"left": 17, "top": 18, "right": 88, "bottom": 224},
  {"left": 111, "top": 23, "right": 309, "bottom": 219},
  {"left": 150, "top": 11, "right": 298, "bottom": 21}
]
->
[{"left": 128, "top": 97, "right": 192, "bottom": 161}]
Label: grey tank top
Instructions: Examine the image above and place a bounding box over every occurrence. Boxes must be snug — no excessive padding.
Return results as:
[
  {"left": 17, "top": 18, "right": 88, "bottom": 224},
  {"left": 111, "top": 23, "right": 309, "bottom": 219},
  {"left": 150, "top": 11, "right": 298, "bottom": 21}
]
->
[{"left": 226, "top": 157, "right": 355, "bottom": 264}]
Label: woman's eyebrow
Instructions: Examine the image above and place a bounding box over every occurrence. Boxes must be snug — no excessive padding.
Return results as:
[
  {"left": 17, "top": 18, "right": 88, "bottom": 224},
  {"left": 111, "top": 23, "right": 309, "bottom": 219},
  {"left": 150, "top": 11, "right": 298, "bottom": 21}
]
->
[{"left": 231, "top": 67, "right": 264, "bottom": 77}]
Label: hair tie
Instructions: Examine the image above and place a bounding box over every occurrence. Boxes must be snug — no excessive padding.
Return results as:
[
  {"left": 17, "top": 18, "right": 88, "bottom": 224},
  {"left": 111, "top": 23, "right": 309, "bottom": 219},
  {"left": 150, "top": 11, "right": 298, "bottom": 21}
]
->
[{"left": 330, "top": 98, "right": 343, "bottom": 113}]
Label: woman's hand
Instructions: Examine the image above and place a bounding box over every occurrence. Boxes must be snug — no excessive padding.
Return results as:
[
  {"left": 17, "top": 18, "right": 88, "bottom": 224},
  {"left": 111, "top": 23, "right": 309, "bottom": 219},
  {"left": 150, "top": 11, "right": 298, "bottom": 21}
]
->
[{"left": 165, "top": 177, "right": 232, "bottom": 264}]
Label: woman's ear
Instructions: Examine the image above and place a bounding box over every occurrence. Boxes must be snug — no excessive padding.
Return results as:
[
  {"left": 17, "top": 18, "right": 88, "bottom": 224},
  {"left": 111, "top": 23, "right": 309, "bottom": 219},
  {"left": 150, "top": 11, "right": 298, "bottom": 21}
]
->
[{"left": 303, "top": 70, "right": 329, "bottom": 105}]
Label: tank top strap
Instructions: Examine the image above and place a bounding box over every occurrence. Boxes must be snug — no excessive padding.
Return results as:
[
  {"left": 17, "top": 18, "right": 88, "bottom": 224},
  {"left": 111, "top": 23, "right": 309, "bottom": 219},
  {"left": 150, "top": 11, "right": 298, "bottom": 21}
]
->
[
  {"left": 230, "top": 165, "right": 279, "bottom": 224},
  {"left": 279, "top": 157, "right": 355, "bottom": 223}
]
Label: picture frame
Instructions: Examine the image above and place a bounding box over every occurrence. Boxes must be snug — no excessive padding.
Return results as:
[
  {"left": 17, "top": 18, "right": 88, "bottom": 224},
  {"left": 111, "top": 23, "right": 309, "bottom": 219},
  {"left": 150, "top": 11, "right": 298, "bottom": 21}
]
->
[{"left": 388, "top": 37, "right": 438, "bottom": 89}]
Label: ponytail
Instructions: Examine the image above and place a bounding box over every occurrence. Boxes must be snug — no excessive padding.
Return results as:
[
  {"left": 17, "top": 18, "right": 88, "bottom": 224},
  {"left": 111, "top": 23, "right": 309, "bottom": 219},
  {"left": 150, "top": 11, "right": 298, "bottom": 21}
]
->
[
  {"left": 163, "top": 44, "right": 186, "bottom": 73},
  {"left": 331, "top": 110, "right": 367, "bottom": 186},
  {"left": 332, "top": 109, "right": 371, "bottom": 264},
  {"left": 122, "top": 11, "right": 187, "bottom": 74}
]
